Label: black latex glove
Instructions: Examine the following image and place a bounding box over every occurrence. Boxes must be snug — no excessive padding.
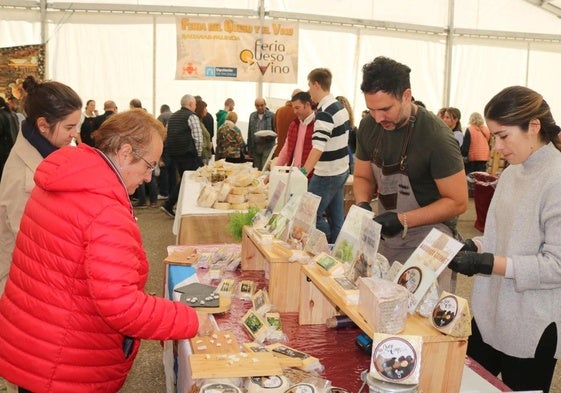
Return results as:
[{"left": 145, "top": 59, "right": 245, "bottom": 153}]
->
[
  {"left": 357, "top": 201, "right": 372, "bottom": 211},
  {"left": 461, "top": 239, "right": 478, "bottom": 252},
  {"left": 448, "top": 251, "right": 494, "bottom": 277},
  {"left": 373, "top": 212, "right": 403, "bottom": 237}
]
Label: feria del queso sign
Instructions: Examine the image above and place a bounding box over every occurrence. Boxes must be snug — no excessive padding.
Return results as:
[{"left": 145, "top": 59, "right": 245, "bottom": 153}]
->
[{"left": 175, "top": 17, "right": 299, "bottom": 83}]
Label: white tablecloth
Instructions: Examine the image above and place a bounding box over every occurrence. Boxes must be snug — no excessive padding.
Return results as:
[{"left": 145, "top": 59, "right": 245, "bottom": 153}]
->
[{"left": 172, "top": 171, "right": 236, "bottom": 237}]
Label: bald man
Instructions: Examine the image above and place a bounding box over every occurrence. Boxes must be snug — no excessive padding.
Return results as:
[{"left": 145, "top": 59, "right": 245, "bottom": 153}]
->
[
  {"left": 247, "top": 97, "right": 275, "bottom": 170},
  {"left": 87, "top": 100, "right": 118, "bottom": 146}
]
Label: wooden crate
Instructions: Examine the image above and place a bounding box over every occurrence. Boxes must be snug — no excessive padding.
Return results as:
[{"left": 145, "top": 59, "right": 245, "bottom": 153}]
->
[
  {"left": 241, "top": 227, "right": 268, "bottom": 270},
  {"left": 241, "top": 227, "right": 301, "bottom": 312},
  {"left": 301, "top": 264, "right": 468, "bottom": 393}
]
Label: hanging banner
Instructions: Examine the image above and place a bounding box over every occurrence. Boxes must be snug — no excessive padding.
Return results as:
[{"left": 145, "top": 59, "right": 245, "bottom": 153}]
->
[
  {"left": 175, "top": 17, "right": 298, "bottom": 83},
  {"left": 0, "top": 44, "right": 46, "bottom": 103}
]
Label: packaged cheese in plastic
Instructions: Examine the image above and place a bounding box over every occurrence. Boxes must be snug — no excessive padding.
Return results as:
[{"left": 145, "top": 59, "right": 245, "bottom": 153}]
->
[
  {"left": 370, "top": 333, "right": 422, "bottom": 385},
  {"left": 431, "top": 291, "right": 472, "bottom": 337},
  {"left": 197, "top": 185, "right": 218, "bottom": 208},
  {"left": 358, "top": 277, "right": 409, "bottom": 334}
]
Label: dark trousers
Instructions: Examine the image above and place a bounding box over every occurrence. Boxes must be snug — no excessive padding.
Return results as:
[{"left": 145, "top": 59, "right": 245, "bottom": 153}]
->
[
  {"left": 19, "top": 387, "right": 32, "bottom": 393},
  {"left": 468, "top": 318, "right": 557, "bottom": 392},
  {"left": 137, "top": 175, "right": 159, "bottom": 205},
  {"left": 164, "top": 154, "right": 202, "bottom": 211},
  {"left": 158, "top": 150, "right": 175, "bottom": 197},
  {"left": 157, "top": 163, "right": 175, "bottom": 197}
]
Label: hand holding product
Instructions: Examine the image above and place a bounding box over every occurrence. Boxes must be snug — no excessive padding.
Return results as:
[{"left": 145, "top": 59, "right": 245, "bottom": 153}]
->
[{"left": 448, "top": 251, "right": 494, "bottom": 277}]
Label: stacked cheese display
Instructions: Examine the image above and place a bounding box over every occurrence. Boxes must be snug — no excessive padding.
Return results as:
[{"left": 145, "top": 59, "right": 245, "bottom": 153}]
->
[{"left": 194, "top": 161, "right": 268, "bottom": 210}]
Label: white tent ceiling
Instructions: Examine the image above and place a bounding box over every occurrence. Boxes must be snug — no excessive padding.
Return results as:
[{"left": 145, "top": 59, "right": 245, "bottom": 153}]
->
[{"left": 1, "top": 0, "right": 560, "bottom": 135}]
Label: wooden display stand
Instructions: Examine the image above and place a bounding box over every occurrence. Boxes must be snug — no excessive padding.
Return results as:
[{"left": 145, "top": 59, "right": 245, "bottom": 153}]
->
[
  {"left": 241, "top": 227, "right": 301, "bottom": 312},
  {"left": 301, "top": 264, "right": 468, "bottom": 393},
  {"left": 299, "top": 269, "right": 338, "bottom": 324}
]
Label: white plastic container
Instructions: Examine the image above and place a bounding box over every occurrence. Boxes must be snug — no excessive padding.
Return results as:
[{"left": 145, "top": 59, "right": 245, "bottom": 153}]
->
[{"left": 268, "top": 166, "right": 308, "bottom": 212}]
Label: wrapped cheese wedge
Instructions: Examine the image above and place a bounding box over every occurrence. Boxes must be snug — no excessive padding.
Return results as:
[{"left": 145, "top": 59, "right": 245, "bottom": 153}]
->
[
  {"left": 197, "top": 185, "right": 218, "bottom": 208},
  {"left": 431, "top": 291, "right": 472, "bottom": 337},
  {"left": 217, "top": 182, "right": 232, "bottom": 202},
  {"left": 228, "top": 171, "right": 255, "bottom": 187},
  {"left": 246, "top": 193, "right": 267, "bottom": 202},
  {"left": 213, "top": 202, "right": 231, "bottom": 210},
  {"left": 227, "top": 194, "right": 246, "bottom": 204},
  {"left": 230, "top": 186, "right": 248, "bottom": 195}
]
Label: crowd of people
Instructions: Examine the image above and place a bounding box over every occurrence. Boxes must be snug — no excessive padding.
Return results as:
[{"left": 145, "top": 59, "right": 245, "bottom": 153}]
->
[{"left": 0, "top": 55, "right": 560, "bottom": 392}]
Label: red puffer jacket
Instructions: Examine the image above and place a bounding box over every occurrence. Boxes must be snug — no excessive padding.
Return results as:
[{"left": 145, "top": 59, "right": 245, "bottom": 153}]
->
[{"left": 0, "top": 144, "right": 198, "bottom": 392}]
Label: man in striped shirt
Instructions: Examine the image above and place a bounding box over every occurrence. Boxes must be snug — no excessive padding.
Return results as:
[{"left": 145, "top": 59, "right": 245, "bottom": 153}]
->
[{"left": 301, "top": 68, "right": 350, "bottom": 243}]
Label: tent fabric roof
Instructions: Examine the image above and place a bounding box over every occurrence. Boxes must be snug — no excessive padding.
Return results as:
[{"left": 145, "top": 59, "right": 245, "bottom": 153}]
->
[{"left": 1, "top": 0, "right": 560, "bottom": 127}]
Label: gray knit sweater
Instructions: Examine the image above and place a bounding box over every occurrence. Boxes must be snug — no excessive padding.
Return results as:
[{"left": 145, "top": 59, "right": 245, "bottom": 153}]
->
[{"left": 472, "top": 142, "right": 561, "bottom": 358}]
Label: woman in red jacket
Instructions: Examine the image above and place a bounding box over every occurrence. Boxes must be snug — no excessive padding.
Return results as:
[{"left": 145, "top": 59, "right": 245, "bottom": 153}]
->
[{"left": 0, "top": 110, "right": 202, "bottom": 393}]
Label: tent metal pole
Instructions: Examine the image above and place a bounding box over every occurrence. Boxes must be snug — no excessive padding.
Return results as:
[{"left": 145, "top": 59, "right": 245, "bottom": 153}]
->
[
  {"left": 443, "top": 0, "right": 454, "bottom": 108},
  {"left": 525, "top": 42, "right": 531, "bottom": 86},
  {"left": 152, "top": 16, "right": 157, "bottom": 117},
  {"left": 353, "top": 27, "right": 363, "bottom": 114},
  {"left": 256, "top": 0, "right": 264, "bottom": 100},
  {"left": 40, "top": 0, "right": 47, "bottom": 75}
]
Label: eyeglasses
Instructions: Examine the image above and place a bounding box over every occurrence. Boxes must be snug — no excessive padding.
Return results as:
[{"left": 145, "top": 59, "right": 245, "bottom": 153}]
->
[{"left": 132, "top": 151, "right": 157, "bottom": 174}]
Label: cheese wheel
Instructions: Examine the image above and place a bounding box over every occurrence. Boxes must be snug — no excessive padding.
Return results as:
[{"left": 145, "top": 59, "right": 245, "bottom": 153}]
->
[
  {"left": 201, "top": 383, "right": 241, "bottom": 393},
  {"left": 247, "top": 376, "right": 290, "bottom": 393},
  {"left": 246, "top": 193, "right": 267, "bottom": 202},
  {"left": 247, "top": 185, "right": 265, "bottom": 194},
  {"left": 227, "top": 194, "right": 246, "bottom": 204},
  {"left": 230, "top": 186, "right": 248, "bottom": 195},
  {"left": 230, "top": 202, "right": 249, "bottom": 210},
  {"left": 282, "top": 383, "right": 317, "bottom": 393},
  {"left": 249, "top": 201, "right": 268, "bottom": 209},
  {"left": 213, "top": 202, "right": 231, "bottom": 210}
]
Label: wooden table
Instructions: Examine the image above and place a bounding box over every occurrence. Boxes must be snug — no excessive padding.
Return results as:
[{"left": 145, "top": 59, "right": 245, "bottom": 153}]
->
[
  {"left": 241, "top": 226, "right": 302, "bottom": 312},
  {"left": 300, "top": 263, "right": 468, "bottom": 393}
]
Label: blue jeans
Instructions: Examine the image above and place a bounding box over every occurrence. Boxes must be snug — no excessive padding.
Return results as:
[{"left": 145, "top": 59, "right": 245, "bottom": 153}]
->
[{"left": 307, "top": 169, "right": 349, "bottom": 243}]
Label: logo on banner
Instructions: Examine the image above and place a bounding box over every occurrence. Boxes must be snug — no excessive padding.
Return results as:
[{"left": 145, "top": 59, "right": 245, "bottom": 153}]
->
[
  {"left": 182, "top": 63, "right": 198, "bottom": 76},
  {"left": 239, "top": 39, "right": 289, "bottom": 76},
  {"left": 204, "top": 67, "right": 237, "bottom": 78}
]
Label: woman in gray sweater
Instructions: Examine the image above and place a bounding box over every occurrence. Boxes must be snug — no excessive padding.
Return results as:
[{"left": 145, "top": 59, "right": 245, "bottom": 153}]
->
[{"left": 449, "top": 86, "right": 561, "bottom": 392}]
